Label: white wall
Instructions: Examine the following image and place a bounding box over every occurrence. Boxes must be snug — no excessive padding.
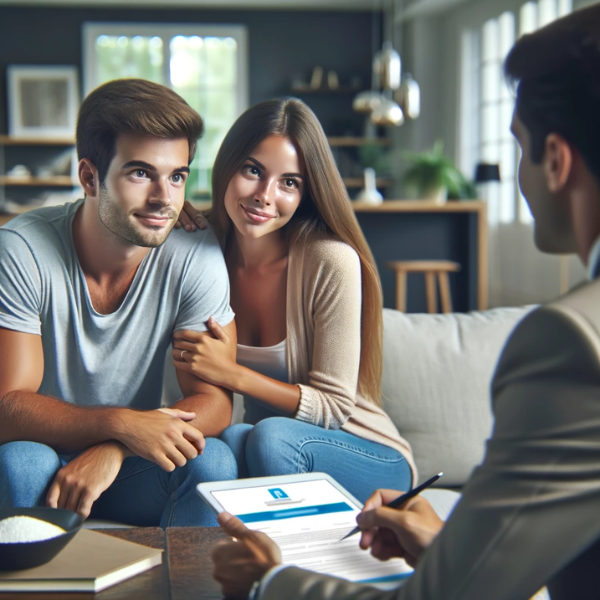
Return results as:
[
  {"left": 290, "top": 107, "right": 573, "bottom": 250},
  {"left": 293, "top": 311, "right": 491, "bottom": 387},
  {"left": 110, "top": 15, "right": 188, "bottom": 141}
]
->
[
  {"left": 392, "top": 0, "right": 595, "bottom": 299},
  {"left": 395, "top": 0, "right": 596, "bottom": 160}
]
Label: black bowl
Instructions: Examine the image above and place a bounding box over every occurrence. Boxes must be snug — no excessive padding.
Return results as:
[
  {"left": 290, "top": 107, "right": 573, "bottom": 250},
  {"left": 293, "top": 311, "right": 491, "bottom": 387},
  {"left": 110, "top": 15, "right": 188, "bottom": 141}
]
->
[{"left": 0, "top": 507, "right": 84, "bottom": 571}]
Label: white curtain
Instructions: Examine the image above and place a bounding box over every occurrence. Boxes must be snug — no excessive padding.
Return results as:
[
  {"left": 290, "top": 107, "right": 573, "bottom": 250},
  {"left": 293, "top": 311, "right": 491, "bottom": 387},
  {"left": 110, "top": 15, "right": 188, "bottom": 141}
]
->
[
  {"left": 469, "top": 0, "right": 586, "bottom": 308},
  {"left": 486, "top": 188, "right": 586, "bottom": 307}
]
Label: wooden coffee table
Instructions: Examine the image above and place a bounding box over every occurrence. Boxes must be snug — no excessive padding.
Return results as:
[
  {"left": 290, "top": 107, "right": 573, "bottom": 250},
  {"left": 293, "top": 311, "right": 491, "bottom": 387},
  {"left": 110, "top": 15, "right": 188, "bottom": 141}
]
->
[{"left": 1, "top": 527, "right": 228, "bottom": 600}]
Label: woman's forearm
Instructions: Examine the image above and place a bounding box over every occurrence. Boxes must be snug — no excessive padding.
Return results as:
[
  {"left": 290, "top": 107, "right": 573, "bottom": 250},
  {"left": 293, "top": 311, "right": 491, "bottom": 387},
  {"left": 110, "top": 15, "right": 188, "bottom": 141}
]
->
[{"left": 230, "top": 365, "right": 301, "bottom": 416}]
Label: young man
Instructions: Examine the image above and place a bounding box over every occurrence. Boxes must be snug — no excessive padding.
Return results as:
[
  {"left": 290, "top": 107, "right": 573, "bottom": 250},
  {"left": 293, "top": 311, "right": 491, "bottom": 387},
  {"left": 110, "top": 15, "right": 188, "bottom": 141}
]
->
[
  {"left": 0, "top": 79, "right": 237, "bottom": 527},
  {"left": 211, "top": 5, "right": 600, "bottom": 598}
]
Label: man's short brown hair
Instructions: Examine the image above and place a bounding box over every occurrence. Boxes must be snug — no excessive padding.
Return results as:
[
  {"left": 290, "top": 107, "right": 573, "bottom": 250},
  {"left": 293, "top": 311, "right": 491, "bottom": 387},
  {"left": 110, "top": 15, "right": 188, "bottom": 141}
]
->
[
  {"left": 76, "top": 78, "right": 204, "bottom": 184},
  {"left": 504, "top": 5, "right": 600, "bottom": 183}
]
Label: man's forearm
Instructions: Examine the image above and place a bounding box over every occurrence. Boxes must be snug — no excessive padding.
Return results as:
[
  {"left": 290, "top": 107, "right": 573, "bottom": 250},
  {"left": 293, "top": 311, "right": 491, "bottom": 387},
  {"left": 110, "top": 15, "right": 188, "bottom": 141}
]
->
[
  {"left": 171, "top": 393, "right": 232, "bottom": 437},
  {"left": 0, "top": 390, "right": 131, "bottom": 451}
]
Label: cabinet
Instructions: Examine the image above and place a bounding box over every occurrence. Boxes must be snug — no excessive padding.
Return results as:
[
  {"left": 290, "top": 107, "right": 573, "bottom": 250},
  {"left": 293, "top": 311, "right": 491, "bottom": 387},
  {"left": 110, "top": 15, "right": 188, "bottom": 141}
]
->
[{"left": 0, "top": 136, "right": 80, "bottom": 213}]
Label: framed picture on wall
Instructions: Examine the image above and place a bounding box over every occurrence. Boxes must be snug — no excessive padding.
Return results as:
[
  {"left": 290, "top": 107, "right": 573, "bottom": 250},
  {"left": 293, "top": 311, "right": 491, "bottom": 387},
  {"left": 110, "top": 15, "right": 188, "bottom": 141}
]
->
[{"left": 7, "top": 65, "right": 80, "bottom": 138}]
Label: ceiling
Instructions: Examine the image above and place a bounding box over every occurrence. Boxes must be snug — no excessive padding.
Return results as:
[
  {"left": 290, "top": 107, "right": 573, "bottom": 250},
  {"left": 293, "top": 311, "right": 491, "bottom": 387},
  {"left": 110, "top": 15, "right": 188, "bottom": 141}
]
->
[
  {"left": 0, "top": 0, "right": 472, "bottom": 14},
  {"left": 0, "top": 0, "right": 377, "bottom": 9}
]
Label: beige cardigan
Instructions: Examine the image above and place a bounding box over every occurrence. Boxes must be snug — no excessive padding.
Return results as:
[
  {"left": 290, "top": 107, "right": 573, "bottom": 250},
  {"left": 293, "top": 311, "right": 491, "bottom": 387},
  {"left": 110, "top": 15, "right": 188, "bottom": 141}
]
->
[{"left": 286, "top": 235, "right": 417, "bottom": 485}]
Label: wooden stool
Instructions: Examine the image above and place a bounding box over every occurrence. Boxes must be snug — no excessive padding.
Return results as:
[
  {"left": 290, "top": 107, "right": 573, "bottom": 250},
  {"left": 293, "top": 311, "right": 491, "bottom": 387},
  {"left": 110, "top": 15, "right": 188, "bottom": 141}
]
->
[{"left": 385, "top": 260, "right": 461, "bottom": 313}]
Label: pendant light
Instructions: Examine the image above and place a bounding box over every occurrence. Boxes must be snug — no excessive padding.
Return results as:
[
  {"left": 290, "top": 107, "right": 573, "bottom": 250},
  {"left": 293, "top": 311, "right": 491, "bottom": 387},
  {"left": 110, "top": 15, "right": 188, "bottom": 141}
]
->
[
  {"left": 353, "top": 0, "right": 419, "bottom": 127},
  {"left": 370, "top": 0, "right": 404, "bottom": 126},
  {"left": 395, "top": 72, "right": 421, "bottom": 120},
  {"left": 371, "top": 89, "right": 404, "bottom": 126},
  {"left": 378, "top": 41, "right": 401, "bottom": 90},
  {"left": 353, "top": 2, "right": 383, "bottom": 113}
]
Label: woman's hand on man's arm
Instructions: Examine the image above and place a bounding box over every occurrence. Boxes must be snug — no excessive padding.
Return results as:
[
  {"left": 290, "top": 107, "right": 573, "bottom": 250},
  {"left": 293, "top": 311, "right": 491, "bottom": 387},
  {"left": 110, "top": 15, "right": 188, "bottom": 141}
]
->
[
  {"left": 173, "top": 318, "right": 302, "bottom": 416},
  {"left": 173, "top": 318, "right": 239, "bottom": 389},
  {"left": 174, "top": 200, "right": 208, "bottom": 232}
]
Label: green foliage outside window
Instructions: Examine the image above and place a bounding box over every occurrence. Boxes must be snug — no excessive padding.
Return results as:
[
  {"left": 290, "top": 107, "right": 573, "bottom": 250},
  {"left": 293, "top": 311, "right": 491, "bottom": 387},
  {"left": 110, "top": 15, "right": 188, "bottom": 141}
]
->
[{"left": 93, "top": 33, "right": 239, "bottom": 198}]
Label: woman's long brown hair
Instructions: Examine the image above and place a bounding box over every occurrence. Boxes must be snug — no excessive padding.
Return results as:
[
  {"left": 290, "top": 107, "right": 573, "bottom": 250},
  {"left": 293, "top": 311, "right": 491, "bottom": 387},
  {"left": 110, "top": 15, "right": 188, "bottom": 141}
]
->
[{"left": 210, "top": 98, "right": 383, "bottom": 405}]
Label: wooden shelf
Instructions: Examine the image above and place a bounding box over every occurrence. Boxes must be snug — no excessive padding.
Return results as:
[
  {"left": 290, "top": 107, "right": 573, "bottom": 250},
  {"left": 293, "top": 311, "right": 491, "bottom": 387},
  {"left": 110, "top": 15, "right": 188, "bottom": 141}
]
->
[
  {"left": 0, "top": 200, "right": 486, "bottom": 229},
  {"left": 327, "top": 137, "right": 392, "bottom": 147},
  {"left": 191, "top": 200, "right": 485, "bottom": 213},
  {"left": 0, "top": 199, "right": 488, "bottom": 312},
  {"left": 343, "top": 177, "right": 393, "bottom": 188},
  {"left": 0, "top": 176, "right": 78, "bottom": 186},
  {"left": 290, "top": 85, "right": 361, "bottom": 94},
  {"left": 0, "top": 136, "right": 75, "bottom": 146},
  {"left": 352, "top": 200, "right": 485, "bottom": 213}
]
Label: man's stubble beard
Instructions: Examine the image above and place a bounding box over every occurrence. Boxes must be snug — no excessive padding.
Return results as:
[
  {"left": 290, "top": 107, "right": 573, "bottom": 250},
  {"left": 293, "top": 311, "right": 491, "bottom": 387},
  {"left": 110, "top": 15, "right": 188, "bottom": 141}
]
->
[{"left": 97, "top": 186, "right": 177, "bottom": 248}]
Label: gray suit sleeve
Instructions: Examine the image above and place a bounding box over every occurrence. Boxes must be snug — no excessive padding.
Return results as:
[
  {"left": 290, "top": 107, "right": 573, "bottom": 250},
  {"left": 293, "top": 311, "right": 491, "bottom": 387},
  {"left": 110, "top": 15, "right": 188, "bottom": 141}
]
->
[
  {"left": 260, "top": 306, "right": 600, "bottom": 600},
  {"left": 261, "top": 567, "right": 399, "bottom": 600}
]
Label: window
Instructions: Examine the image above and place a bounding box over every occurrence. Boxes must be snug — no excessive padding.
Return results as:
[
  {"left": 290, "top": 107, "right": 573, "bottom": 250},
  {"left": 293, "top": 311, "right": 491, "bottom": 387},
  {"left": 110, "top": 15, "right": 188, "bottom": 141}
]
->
[
  {"left": 480, "top": 12, "right": 516, "bottom": 224},
  {"left": 460, "top": 0, "right": 572, "bottom": 225},
  {"left": 516, "top": 0, "right": 571, "bottom": 222},
  {"left": 83, "top": 23, "right": 248, "bottom": 198}
]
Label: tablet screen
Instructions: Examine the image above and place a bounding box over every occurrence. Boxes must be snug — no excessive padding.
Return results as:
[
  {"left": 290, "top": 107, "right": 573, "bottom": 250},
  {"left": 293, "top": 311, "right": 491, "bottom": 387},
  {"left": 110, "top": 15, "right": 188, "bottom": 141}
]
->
[{"left": 211, "top": 478, "right": 360, "bottom": 529}]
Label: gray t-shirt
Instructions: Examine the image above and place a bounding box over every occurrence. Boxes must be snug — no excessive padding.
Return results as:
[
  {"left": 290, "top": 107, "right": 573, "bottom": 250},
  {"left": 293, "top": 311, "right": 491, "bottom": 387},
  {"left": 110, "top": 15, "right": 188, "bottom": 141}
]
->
[{"left": 0, "top": 199, "right": 234, "bottom": 410}]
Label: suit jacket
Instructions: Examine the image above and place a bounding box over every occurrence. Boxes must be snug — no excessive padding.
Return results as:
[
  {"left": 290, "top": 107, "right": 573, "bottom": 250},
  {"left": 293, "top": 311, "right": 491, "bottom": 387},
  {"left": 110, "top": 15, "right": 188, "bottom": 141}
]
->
[{"left": 260, "top": 278, "right": 600, "bottom": 600}]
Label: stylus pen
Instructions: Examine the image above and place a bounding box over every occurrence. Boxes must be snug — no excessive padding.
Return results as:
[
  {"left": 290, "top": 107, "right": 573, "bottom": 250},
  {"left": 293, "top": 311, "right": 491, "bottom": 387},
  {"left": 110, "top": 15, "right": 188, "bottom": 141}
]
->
[{"left": 340, "top": 472, "right": 443, "bottom": 541}]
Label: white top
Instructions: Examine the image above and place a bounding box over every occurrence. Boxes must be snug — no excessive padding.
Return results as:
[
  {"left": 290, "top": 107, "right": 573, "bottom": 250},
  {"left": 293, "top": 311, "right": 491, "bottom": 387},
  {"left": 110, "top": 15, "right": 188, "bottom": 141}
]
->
[{"left": 236, "top": 339, "right": 288, "bottom": 424}]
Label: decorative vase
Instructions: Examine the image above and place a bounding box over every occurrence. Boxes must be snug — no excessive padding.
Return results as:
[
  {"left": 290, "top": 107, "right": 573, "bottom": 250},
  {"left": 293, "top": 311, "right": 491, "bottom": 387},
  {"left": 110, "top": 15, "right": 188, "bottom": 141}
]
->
[{"left": 356, "top": 168, "right": 383, "bottom": 205}]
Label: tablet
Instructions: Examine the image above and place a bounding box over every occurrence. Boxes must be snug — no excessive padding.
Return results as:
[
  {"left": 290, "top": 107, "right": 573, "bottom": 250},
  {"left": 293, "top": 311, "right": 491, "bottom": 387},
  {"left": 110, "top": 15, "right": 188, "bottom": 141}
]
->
[
  {"left": 197, "top": 473, "right": 413, "bottom": 586},
  {"left": 197, "top": 471, "right": 362, "bottom": 515}
]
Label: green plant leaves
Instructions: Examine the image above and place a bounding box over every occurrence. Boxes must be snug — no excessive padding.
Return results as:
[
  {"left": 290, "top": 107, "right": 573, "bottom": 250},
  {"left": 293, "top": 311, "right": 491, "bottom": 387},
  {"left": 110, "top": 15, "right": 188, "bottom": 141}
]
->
[{"left": 401, "top": 139, "right": 476, "bottom": 199}]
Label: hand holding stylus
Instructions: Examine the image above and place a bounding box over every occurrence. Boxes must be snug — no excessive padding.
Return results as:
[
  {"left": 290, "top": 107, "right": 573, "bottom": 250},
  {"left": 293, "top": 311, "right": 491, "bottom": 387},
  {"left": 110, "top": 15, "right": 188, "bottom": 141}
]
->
[
  {"left": 346, "top": 473, "right": 445, "bottom": 568},
  {"left": 342, "top": 472, "right": 443, "bottom": 540}
]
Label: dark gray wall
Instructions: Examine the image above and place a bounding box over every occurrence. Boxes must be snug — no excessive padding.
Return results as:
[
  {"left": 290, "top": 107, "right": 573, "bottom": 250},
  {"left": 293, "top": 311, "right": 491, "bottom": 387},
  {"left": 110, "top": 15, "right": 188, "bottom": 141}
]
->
[
  {"left": 0, "top": 5, "right": 479, "bottom": 312},
  {"left": 0, "top": 5, "right": 381, "bottom": 135}
]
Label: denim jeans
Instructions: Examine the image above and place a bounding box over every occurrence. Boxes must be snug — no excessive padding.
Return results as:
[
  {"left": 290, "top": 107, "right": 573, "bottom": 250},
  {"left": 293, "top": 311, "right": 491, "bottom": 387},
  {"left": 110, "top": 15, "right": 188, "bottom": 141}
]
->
[
  {"left": 221, "top": 417, "right": 412, "bottom": 503},
  {"left": 0, "top": 438, "right": 237, "bottom": 527}
]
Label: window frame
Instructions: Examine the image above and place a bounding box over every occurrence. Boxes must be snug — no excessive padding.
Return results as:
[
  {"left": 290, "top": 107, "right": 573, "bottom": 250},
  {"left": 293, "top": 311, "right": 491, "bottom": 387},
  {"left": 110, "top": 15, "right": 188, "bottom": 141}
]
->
[
  {"left": 82, "top": 22, "right": 249, "bottom": 118},
  {"left": 459, "top": 0, "right": 572, "bottom": 225}
]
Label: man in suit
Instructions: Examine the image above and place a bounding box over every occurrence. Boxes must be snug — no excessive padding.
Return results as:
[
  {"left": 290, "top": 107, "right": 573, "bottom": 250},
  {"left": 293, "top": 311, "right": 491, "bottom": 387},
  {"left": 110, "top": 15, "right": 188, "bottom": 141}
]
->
[{"left": 211, "top": 4, "right": 600, "bottom": 599}]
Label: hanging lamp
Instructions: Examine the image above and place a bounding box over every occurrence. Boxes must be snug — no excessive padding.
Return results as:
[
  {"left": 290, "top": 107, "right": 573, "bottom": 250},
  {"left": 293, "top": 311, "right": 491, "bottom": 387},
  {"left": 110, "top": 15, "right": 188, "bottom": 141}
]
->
[
  {"left": 370, "top": 0, "right": 403, "bottom": 126},
  {"left": 395, "top": 72, "right": 421, "bottom": 120},
  {"left": 353, "top": 2, "right": 383, "bottom": 113}
]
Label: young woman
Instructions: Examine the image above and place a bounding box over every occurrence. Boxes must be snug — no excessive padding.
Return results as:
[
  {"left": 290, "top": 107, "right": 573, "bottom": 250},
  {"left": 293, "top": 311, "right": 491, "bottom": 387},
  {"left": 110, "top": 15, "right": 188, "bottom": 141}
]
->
[{"left": 172, "top": 98, "right": 416, "bottom": 501}]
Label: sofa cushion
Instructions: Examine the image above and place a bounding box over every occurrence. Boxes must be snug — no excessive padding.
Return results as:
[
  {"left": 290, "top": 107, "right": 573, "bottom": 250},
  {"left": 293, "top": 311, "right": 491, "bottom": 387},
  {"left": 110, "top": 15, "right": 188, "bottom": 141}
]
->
[{"left": 381, "top": 306, "right": 534, "bottom": 487}]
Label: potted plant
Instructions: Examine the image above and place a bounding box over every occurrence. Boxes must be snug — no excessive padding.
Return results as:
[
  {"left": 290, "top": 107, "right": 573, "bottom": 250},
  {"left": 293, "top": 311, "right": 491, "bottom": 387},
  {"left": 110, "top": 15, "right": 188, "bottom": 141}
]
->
[{"left": 402, "top": 140, "right": 475, "bottom": 204}]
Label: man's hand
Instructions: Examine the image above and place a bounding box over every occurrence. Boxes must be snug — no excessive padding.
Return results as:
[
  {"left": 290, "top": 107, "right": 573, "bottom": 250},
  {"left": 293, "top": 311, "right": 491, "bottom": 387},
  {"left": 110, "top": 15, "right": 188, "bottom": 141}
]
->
[
  {"left": 46, "top": 441, "right": 126, "bottom": 519},
  {"left": 357, "top": 490, "right": 444, "bottom": 568},
  {"left": 212, "top": 512, "right": 282, "bottom": 599},
  {"left": 112, "top": 407, "right": 205, "bottom": 472}
]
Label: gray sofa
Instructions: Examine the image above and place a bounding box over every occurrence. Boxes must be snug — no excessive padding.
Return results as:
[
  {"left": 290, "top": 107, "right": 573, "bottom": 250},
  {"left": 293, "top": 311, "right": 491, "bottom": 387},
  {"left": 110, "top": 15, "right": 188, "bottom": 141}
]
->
[
  {"left": 379, "top": 306, "right": 534, "bottom": 519},
  {"left": 92, "top": 305, "right": 532, "bottom": 529},
  {"left": 163, "top": 304, "right": 533, "bottom": 517}
]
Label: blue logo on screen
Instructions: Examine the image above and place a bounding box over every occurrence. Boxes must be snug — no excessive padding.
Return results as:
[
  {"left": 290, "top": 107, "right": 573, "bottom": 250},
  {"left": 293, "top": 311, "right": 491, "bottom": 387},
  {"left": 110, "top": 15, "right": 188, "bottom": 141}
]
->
[{"left": 268, "top": 488, "right": 289, "bottom": 500}]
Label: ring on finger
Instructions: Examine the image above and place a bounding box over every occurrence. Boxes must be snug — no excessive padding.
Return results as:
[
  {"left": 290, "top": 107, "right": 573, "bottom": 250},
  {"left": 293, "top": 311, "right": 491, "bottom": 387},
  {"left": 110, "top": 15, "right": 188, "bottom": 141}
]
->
[{"left": 180, "top": 350, "right": 187, "bottom": 360}]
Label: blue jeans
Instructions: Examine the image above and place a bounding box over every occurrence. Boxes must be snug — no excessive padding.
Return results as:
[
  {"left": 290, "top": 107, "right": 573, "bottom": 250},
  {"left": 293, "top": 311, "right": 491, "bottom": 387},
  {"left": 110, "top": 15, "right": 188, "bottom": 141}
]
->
[
  {"left": 0, "top": 439, "right": 237, "bottom": 527},
  {"left": 221, "top": 417, "right": 412, "bottom": 503}
]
